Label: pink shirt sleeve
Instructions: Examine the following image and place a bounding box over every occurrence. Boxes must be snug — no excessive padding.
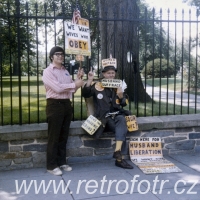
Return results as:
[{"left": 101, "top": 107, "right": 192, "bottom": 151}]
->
[{"left": 42, "top": 67, "right": 75, "bottom": 94}]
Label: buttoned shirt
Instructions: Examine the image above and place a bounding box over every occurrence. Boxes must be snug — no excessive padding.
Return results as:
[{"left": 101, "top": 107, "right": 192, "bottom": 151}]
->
[{"left": 42, "top": 63, "right": 75, "bottom": 99}]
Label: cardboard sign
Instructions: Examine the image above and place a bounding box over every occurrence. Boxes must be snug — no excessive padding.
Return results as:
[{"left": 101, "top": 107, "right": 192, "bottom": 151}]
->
[
  {"left": 64, "top": 21, "right": 91, "bottom": 56},
  {"left": 125, "top": 115, "right": 138, "bottom": 132},
  {"left": 78, "top": 18, "right": 89, "bottom": 27},
  {"left": 75, "top": 54, "right": 84, "bottom": 61},
  {"left": 81, "top": 115, "right": 101, "bottom": 135},
  {"left": 101, "top": 79, "right": 122, "bottom": 88},
  {"left": 102, "top": 58, "right": 117, "bottom": 68},
  {"left": 129, "top": 137, "right": 182, "bottom": 174},
  {"left": 130, "top": 137, "right": 163, "bottom": 162}
]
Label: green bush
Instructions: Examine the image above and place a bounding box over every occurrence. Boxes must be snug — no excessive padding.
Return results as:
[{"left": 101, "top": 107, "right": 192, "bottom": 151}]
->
[
  {"left": 142, "top": 58, "right": 174, "bottom": 78},
  {"left": 183, "top": 61, "right": 200, "bottom": 89},
  {"left": 2, "top": 65, "right": 10, "bottom": 76}
]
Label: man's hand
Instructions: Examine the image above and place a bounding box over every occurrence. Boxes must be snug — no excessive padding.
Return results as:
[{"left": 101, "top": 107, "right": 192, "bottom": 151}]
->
[
  {"left": 76, "top": 67, "right": 84, "bottom": 79},
  {"left": 85, "top": 67, "right": 94, "bottom": 87},
  {"left": 88, "top": 67, "right": 94, "bottom": 80},
  {"left": 75, "top": 78, "right": 84, "bottom": 89},
  {"left": 117, "top": 87, "right": 123, "bottom": 99}
]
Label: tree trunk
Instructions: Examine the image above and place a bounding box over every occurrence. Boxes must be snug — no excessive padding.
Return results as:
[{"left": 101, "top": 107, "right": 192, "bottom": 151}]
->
[{"left": 98, "top": 0, "right": 151, "bottom": 102}]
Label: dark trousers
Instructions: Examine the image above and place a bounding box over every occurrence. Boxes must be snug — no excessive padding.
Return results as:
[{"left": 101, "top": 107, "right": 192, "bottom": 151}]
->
[
  {"left": 106, "top": 115, "right": 128, "bottom": 154},
  {"left": 46, "top": 99, "right": 72, "bottom": 170},
  {"left": 106, "top": 115, "right": 127, "bottom": 141}
]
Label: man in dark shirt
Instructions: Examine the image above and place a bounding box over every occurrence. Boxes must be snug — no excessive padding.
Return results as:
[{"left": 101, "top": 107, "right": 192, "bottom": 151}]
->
[{"left": 82, "top": 65, "right": 133, "bottom": 169}]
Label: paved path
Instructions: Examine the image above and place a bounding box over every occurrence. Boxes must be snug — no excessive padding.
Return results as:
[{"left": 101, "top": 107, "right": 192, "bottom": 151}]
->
[
  {"left": 0, "top": 153, "right": 200, "bottom": 200},
  {"left": 145, "top": 85, "right": 200, "bottom": 109}
]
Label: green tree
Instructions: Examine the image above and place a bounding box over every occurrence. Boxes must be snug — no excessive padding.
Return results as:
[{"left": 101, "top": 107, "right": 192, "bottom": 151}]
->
[
  {"left": 183, "top": 0, "right": 200, "bottom": 13},
  {"left": 97, "top": 0, "right": 151, "bottom": 102},
  {"left": 0, "top": 0, "right": 37, "bottom": 76},
  {"left": 183, "top": 58, "right": 200, "bottom": 89},
  {"left": 138, "top": 1, "right": 174, "bottom": 70},
  {"left": 142, "top": 58, "right": 174, "bottom": 78}
]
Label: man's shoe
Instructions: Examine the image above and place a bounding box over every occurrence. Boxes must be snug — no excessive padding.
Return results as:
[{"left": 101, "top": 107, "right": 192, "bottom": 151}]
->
[
  {"left": 47, "top": 167, "right": 62, "bottom": 176},
  {"left": 113, "top": 150, "right": 122, "bottom": 160},
  {"left": 60, "top": 164, "right": 72, "bottom": 171},
  {"left": 115, "top": 159, "right": 134, "bottom": 169}
]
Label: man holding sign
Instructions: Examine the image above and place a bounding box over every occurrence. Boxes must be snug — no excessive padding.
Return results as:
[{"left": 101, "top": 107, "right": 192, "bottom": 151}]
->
[
  {"left": 82, "top": 59, "right": 133, "bottom": 169},
  {"left": 42, "top": 46, "right": 84, "bottom": 176}
]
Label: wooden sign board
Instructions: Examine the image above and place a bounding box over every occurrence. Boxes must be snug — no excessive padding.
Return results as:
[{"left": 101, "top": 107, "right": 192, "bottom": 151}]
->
[
  {"left": 101, "top": 79, "right": 122, "bottom": 88},
  {"left": 78, "top": 18, "right": 89, "bottom": 27},
  {"left": 125, "top": 115, "right": 138, "bottom": 132},
  {"left": 75, "top": 54, "right": 84, "bottom": 61},
  {"left": 102, "top": 58, "right": 117, "bottom": 68},
  {"left": 81, "top": 115, "right": 101, "bottom": 135}
]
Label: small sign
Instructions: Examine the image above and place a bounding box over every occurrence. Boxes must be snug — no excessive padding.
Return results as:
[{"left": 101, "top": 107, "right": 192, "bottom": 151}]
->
[
  {"left": 75, "top": 54, "right": 84, "bottom": 61},
  {"left": 81, "top": 115, "right": 101, "bottom": 135},
  {"left": 102, "top": 58, "right": 117, "bottom": 68},
  {"left": 125, "top": 115, "right": 138, "bottom": 132},
  {"left": 78, "top": 18, "right": 89, "bottom": 27},
  {"left": 101, "top": 79, "right": 122, "bottom": 88}
]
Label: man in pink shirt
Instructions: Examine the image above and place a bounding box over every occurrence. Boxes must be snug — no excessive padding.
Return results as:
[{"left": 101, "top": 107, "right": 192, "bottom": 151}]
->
[{"left": 42, "top": 46, "right": 84, "bottom": 176}]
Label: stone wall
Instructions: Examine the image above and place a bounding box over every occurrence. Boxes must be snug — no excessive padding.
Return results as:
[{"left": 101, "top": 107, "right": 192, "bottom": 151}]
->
[{"left": 0, "top": 114, "right": 200, "bottom": 171}]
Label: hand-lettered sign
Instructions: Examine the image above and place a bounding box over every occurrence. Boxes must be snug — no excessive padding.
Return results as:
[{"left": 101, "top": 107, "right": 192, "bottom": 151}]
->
[
  {"left": 64, "top": 20, "right": 91, "bottom": 56},
  {"left": 101, "top": 79, "right": 122, "bottom": 88},
  {"left": 81, "top": 115, "right": 101, "bottom": 135}
]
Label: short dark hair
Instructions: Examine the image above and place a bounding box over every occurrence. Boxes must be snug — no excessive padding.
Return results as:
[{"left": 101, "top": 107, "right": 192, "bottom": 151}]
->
[{"left": 49, "top": 46, "right": 65, "bottom": 62}]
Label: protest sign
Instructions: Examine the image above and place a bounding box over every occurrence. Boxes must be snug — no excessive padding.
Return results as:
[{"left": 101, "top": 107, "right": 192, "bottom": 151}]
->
[
  {"left": 81, "top": 115, "right": 101, "bottom": 135},
  {"left": 102, "top": 58, "right": 117, "bottom": 68},
  {"left": 78, "top": 18, "right": 89, "bottom": 27},
  {"left": 64, "top": 20, "right": 91, "bottom": 56},
  {"left": 129, "top": 137, "right": 182, "bottom": 174},
  {"left": 101, "top": 79, "right": 122, "bottom": 88},
  {"left": 75, "top": 54, "right": 84, "bottom": 61},
  {"left": 125, "top": 115, "right": 138, "bottom": 132}
]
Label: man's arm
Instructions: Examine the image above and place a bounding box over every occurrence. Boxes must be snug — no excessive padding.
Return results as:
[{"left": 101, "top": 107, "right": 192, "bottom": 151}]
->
[{"left": 82, "top": 68, "right": 95, "bottom": 98}]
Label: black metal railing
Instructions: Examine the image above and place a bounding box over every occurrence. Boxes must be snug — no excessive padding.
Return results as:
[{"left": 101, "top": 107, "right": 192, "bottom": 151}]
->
[{"left": 0, "top": 0, "right": 200, "bottom": 125}]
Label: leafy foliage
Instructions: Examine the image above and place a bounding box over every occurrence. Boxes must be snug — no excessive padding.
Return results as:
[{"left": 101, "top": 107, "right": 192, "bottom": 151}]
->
[{"left": 142, "top": 58, "right": 175, "bottom": 78}]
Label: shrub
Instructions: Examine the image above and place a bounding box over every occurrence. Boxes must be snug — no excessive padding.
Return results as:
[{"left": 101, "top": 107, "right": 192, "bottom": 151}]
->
[
  {"left": 142, "top": 58, "right": 174, "bottom": 78},
  {"left": 2, "top": 65, "right": 10, "bottom": 76}
]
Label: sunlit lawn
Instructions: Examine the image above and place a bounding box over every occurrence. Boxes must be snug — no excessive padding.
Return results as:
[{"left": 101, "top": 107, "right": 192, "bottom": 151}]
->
[
  {"left": 143, "top": 78, "right": 187, "bottom": 91},
  {"left": 144, "top": 77, "right": 200, "bottom": 95},
  {"left": 0, "top": 76, "right": 199, "bottom": 125}
]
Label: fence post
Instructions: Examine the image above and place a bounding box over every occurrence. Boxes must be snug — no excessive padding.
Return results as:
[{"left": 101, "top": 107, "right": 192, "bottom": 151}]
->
[{"left": 15, "top": 0, "right": 22, "bottom": 125}]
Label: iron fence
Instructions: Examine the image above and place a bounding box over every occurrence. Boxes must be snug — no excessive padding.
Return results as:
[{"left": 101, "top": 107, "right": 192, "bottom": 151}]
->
[{"left": 0, "top": 0, "right": 200, "bottom": 125}]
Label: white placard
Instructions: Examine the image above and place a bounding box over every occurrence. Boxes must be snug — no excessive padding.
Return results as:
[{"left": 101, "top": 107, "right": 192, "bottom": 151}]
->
[
  {"left": 101, "top": 79, "right": 122, "bottom": 88},
  {"left": 102, "top": 58, "right": 117, "bottom": 68},
  {"left": 64, "top": 21, "right": 91, "bottom": 56},
  {"left": 81, "top": 115, "right": 101, "bottom": 135}
]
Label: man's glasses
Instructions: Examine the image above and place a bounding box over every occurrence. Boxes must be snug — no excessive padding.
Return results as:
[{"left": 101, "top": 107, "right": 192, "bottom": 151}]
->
[{"left": 54, "top": 53, "right": 64, "bottom": 57}]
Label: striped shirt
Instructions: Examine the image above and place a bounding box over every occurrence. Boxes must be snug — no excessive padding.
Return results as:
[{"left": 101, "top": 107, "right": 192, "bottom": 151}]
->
[{"left": 42, "top": 63, "right": 76, "bottom": 99}]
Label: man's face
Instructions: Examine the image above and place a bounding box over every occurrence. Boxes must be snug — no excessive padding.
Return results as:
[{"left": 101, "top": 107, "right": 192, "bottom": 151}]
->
[
  {"left": 51, "top": 52, "right": 64, "bottom": 64},
  {"left": 102, "top": 70, "right": 116, "bottom": 79}
]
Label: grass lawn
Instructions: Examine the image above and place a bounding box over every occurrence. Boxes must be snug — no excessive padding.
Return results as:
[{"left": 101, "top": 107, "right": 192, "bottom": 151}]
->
[
  {"left": 143, "top": 78, "right": 187, "bottom": 91},
  {"left": 0, "top": 76, "right": 87, "bottom": 125},
  {"left": 144, "top": 77, "right": 200, "bottom": 95},
  {"left": 0, "top": 76, "right": 199, "bottom": 125}
]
